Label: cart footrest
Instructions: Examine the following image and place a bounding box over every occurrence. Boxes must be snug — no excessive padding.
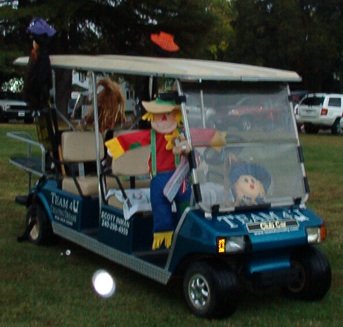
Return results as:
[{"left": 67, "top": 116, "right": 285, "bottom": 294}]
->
[{"left": 15, "top": 195, "right": 29, "bottom": 206}]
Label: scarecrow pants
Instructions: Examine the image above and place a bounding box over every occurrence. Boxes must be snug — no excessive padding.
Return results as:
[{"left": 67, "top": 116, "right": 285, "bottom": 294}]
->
[{"left": 150, "top": 171, "right": 191, "bottom": 248}]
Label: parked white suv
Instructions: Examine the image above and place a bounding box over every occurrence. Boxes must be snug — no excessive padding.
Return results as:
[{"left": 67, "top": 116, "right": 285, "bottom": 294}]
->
[{"left": 295, "top": 93, "right": 343, "bottom": 134}]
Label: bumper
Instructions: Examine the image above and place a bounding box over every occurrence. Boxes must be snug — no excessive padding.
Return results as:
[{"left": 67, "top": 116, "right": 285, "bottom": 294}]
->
[
  {"left": 1, "top": 110, "right": 32, "bottom": 120},
  {"left": 296, "top": 116, "right": 336, "bottom": 127},
  {"left": 250, "top": 266, "right": 298, "bottom": 287}
]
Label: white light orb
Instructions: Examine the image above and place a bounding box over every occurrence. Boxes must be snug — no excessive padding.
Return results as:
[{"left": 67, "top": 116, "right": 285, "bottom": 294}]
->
[{"left": 92, "top": 269, "right": 116, "bottom": 298}]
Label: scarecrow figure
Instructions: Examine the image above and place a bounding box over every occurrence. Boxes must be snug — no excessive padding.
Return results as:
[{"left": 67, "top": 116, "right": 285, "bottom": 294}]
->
[
  {"left": 106, "top": 94, "right": 190, "bottom": 250},
  {"left": 106, "top": 93, "right": 225, "bottom": 250},
  {"left": 229, "top": 162, "right": 271, "bottom": 206}
]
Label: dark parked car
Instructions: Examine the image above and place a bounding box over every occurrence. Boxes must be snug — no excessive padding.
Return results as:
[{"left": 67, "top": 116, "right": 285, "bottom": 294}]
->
[{"left": 0, "top": 98, "right": 33, "bottom": 123}]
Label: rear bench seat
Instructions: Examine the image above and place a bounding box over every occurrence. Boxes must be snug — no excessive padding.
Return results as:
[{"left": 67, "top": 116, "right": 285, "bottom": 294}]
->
[
  {"left": 107, "top": 145, "right": 151, "bottom": 209},
  {"left": 61, "top": 131, "right": 105, "bottom": 196}
]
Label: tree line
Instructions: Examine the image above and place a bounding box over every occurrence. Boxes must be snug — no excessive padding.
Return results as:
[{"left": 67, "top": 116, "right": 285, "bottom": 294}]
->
[{"left": 0, "top": 0, "right": 342, "bottom": 92}]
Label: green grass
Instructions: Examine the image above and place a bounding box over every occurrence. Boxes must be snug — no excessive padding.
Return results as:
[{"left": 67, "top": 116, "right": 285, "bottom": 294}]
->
[{"left": 0, "top": 124, "right": 342, "bottom": 326}]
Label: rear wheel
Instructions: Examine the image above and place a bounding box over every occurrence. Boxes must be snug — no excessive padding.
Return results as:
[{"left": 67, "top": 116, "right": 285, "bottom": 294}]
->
[
  {"left": 26, "top": 204, "right": 54, "bottom": 245},
  {"left": 24, "top": 117, "right": 34, "bottom": 124},
  {"left": 304, "top": 123, "right": 319, "bottom": 134},
  {"left": 284, "top": 246, "right": 331, "bottom": 300},
  {"left": 183, "top": 261, "right": 239, "bottom": 318},
  {"left": 0, "top": 113, "right": 8, "bottom": 123},
  {"left": 331, "top": 118, "right": 342, "bottom": 135}
]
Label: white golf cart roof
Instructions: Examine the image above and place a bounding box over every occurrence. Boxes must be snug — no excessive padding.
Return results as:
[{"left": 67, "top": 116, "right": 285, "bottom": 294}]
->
[
  {"left": 14, "top": 54, "right": 301, "bottom": 82},
  {"left": 12, "top": 53, "right": 307, "bottom": 213}
]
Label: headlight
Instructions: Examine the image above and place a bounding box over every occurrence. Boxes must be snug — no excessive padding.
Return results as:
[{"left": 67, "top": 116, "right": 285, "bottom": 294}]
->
[
  {"left": 307, "top": 225, "right": 327, "bottom": 244},
  {"left": 217, "top": 236, "right": 246, "bottom": 254}
]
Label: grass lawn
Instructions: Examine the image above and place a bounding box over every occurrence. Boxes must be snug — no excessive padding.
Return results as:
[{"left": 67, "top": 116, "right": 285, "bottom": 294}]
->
[{"left": 0, "top": 123, "right": 342, "bottom": 327}]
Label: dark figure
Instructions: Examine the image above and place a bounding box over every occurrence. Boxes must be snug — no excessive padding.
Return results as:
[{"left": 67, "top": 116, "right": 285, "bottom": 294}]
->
[
  {"left": 24, "top": 38, "right": 52, "bottom": 110},
  {"left": 17, "top": 19, "right": 57, "bottom": 240},
  {"left": 24, "top": 18, "right": 58, "bottom": 162},
  {"left": 24, "top": 18, "right": 56, "bottom": 111}
]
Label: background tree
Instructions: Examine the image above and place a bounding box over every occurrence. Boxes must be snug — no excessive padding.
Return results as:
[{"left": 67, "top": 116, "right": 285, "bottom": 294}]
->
[
  {"left": 0, "top": 0, "right": 217, "bottom": 89},
  {"left": 1, "top": 0, "right": 343, "bottom": 93},
  {"left": 229, "top": 0, "right": 343, "bottom": 92},
  {"left": 206, "top": 0, "right": 234, "bottom": 61}
]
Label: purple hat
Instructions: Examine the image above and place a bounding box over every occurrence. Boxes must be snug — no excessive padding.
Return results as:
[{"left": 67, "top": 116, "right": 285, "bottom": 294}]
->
[
  {"left": 27, "top": 18, "right": 56, "bottom": 37},
  {"left": 229, "top": 162, "right": 271, "bottom": 191}
]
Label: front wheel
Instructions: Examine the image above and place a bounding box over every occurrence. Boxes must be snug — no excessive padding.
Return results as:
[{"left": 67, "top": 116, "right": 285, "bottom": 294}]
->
[
  {"left": 25, "top": 204, "right": 54, "bottom": 245},
  {"left": 284, "top": 246, "right": 331, "bottom": 300},
  {"left": 183, "top": 261, "right": 239, "bottom": 318}
]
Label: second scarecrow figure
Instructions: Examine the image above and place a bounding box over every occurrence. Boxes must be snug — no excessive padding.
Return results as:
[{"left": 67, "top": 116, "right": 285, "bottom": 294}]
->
[{"left": 106, "top": 93, "right": 191, "bottom": 250}]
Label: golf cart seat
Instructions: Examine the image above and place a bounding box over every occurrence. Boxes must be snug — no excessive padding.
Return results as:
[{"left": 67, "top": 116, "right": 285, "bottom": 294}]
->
[
  {"left": 107, "top": 145, "right": 151, "bottom": 209},
  {"left": 61, "top": 131, "right": 105, "bottom": 196}
]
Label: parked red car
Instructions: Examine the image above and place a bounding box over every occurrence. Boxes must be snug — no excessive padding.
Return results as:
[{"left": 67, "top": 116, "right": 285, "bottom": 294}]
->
[{"left": 215, "top": 96, "right": 287, "bottom": 131}]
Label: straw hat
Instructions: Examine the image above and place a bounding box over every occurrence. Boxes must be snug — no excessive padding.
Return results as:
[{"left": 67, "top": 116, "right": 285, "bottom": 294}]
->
[{"left": 142, "top": 96, "right": 180, "bottom": 114}]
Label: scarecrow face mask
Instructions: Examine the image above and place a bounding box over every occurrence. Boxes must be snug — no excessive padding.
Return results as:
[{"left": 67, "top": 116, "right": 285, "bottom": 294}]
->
[
  {"left": 234, "top": 174, "right": 266, "bottom": 202},
  {"left": 151, "top": 111, "right": 178, "bottom": 134}
]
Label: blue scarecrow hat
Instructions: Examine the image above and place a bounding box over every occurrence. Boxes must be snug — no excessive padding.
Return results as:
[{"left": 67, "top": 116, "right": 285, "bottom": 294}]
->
[
  {"left": 27, "top": 18, "right": 56, "bottom": 37},
  {"left": 229, "top": 162, "right": 271, "bottom": 191}
]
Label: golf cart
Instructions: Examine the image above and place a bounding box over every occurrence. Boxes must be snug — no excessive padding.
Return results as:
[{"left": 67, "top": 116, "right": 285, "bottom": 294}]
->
[{"left": 8, "top": 55, "right": 331, "bottom": 318}]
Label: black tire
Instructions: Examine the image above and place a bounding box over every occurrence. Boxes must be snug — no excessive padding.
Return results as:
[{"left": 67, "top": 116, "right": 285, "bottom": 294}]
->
[
  {"left": 331, "top": 119, "right": 342, "bottom": 135},
  {"left": 240, "top": 116, "right": 252, "bottom": 131},
  {"left": 183, "top": 261, "right": 239, "bottom": 319},
  {"left": 26, "top": 204, "right": 54, "bottom": 245},
  {"left": 0, "top": 114, "right": 8, "bottom": 123},
  {"left": 284, "top": 246, "right": 331, "bottom": 301},
  {"left": 304, "top": 123, "right": 319, "bottom": 134},
  {"left": 24, "top": 117, "right": 34, "bottom": 124}
]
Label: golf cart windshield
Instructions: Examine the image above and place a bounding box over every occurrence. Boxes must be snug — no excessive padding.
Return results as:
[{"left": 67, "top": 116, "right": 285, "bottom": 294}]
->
[{"left": 181, "top": 81, "right": 306, "bottom": 212}]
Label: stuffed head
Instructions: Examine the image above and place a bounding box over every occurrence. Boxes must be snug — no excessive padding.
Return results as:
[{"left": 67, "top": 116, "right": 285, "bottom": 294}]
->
[
  {"left": 142, "top": 93, "right": 182, "bottom": 134},
  {"left": 229, "top": 162, "right": 271, "bottom": 206}
]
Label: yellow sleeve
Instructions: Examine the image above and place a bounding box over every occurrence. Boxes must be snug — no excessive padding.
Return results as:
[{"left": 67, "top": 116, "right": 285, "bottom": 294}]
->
[{"left": 105, "top": 138, "right": 125, "bottom": 159}]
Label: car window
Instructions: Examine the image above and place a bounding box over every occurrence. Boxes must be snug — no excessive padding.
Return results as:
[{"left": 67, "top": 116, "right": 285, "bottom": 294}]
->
[
  {"left": 328, "top": 97, "right": 341, "bottom": 107},
  {"left": 302, "top": 96, "right": 324, "bottom": 106}
]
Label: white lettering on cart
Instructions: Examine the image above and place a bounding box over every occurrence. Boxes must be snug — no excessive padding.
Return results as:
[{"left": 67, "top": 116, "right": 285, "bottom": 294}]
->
[
  {"left": 217, "top": 210, "right": 309, "bottom": 229},
  {"left": 51, "top": 192, "right": 80, "bottom": 225},
  {"left": 51, "top": 192, "right": 80, "bottom": 213},
  {"left": 100, "top": 211, "right": 130, "bottom": 236}
]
